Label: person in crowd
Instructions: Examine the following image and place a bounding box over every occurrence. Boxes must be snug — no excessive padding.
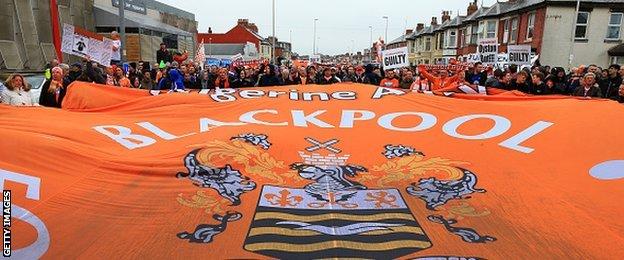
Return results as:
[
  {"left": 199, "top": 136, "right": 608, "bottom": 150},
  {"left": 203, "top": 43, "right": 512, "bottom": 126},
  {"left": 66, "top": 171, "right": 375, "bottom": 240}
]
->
[
  {"left": 618, "top": 83, "right": 624, "bottom": 103},
  {"left": 465, "top": 62, "right": 487, "bottom": 86},
  {"left": 285, "top": 68, "right": 301, "bottom": 85},
  {"left": 278, "top": 68, "right": 291, "bottom": 85},
  {"left": 115, "top": 66, "right": 131, "bottom": 88},
  {"left": 318, "top": 67, "right": 341, "bottom": 85},
  {"left": 105, "top": 66, "right": 116, "bottom": 86},
  {"left": 306, "top": 66, "right": 318, "bottom": 84},
  {"left": 380, "top": 69, "right": 400, "bottom": 88},
  {"left": 530, "top": 72, "right": 549, "bottom": 95},
  {"left": 399, "top": 70, "right": 415, "bottom": 90},
  {"left": 156, "top": 43, "right": 172, "bottom": 64},
  {"left": 40, "top": 67, "right": 68, "bottom": 108},
  {"left": 214, "top": 68, "right": 231, "bottom": 88},
  {"left": 257, "top": 65, "right": 280, "bottom": 87},
  {"left": 412, "top": 73, "right": 431, "bottom": 92},
  {"left": 599, "top": 64, "right": 622, "bottom": 100},
  {"left": 512, "top": 70, "right": 531, "bottom": 93},
  {"left": 200, "top": 70, "right": 212, "bottom": 89},
  {"left": 166, "top": 62, "right": 186, "bottom": 91},
  {"left": 329, "top": 68, "right": 342, "bottom": 83},
  {"left": 232, "top": 70, "right": 253, "bottom": 88},
  {"left": 1, "top": 73, "right": 36, "bottom": 106},
  {"left": 297, "top": 67, "right": 310, "bottom": 85},
  {"left": 110, "top": 31, "right": 122, "bottom": 66},
  {"left": 417, "top": 65, "right": 461, "bottom": 91},
  {"left": 140, "top": 71, "right": 154, "bottom": 90},
  {"left": 45, "top": 59, "right": 59, "bottom": 80},
  {"left": 485, "top": 69, "right": 506, "bottom": 89},
  {"left": 341, "top": 66, "right": 357, "bottom": 83},
  {"left": 573, "top": 73, "right": 602, "bottom": 98},
  {"left": 352, "top": 66, "right": 370, "bottom": 84}
]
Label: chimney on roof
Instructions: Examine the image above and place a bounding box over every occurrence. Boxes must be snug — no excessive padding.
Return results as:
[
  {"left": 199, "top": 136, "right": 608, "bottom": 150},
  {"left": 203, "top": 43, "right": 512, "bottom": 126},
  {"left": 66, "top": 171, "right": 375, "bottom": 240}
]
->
[
  {"left": 208, "top": 27, "right": 212, "bottom": 34},
  {"left": 467, "top": 0, "right": 478, "bottom": 15},
  {"left": 442, "top": 11, "right": 451, "bottom": 22},
  {"left": 406, "top": 29, "right": 413, "bottom": 35},
  {"left": 237, "top": 19, "right": 249, "bottom": 26},
  {"left": 416, "top": 23, "right": 425, "bottom": 31},
  {"left": 431, "top": 17, "right": 438, "bottom": 26}
]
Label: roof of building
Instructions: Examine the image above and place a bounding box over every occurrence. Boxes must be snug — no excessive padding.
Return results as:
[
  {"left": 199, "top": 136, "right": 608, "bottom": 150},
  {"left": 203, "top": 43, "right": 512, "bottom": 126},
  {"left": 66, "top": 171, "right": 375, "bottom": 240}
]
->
[
  {"left": 93, "top": 5, "right": 193, "bottom": 36},
  {"left": 608, "top": 43, "right": 624, "bottom": 56},
  {"left": 197, "top": 25, "right": 266, "bottom": 45},
  {"left": 143, "top": 0, "right": 195, "bottom": 21},
  {"left": 421, "top": 24, "right": 440, "bottom": 36},
  {"left": 388, "top": 34, "right": 407, "bottom": 45}
]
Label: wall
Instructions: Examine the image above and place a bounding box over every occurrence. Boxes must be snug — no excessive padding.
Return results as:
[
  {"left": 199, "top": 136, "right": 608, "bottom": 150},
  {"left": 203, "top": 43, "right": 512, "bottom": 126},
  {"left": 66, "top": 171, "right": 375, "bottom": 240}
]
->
[
  {"left": 0, "top": 0, "right": 94, "bottom": 71},
  {"left": 542, "top": 5, "right": 622, "bottom": 68}
]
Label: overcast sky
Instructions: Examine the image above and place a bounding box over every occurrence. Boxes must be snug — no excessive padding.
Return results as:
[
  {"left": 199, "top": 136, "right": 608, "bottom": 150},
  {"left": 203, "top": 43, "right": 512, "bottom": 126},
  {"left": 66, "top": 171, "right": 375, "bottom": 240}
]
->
[{"left": 158, "top": 0, "right": 498, "bottom": 55}]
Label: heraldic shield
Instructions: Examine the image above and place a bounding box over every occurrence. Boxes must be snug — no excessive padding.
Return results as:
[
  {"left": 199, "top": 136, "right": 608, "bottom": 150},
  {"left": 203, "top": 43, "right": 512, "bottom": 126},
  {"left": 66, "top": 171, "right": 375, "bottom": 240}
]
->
[{"left": 244, "top": 185, "right": 432, "bottom": 259}]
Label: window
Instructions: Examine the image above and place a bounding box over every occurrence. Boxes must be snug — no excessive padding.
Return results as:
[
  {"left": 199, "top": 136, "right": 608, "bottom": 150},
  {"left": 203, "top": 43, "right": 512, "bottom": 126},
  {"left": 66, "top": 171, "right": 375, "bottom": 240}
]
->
[
  {"left": 503, "top": 20, "right": 510, "bottom": 43},
  {"left": 459, "top": 29, "right": 465, "bottom": 47},
  {"left": 438, "top": 33, "right": 444, "bottom": 49},
  {"left": 575, "top": 11, "right": 590, "bottom": 39},
  {"left": 487, "top": 21, "right": 497, "bottom": 38},
  {"left": 607, "top": 12, "right": 623, "bottom": 40},
  {"left": 464, "top": 27, "right": 471, "bottom": 46},
  {"left": 448, "top": 30, "right": 457, "bottom": 48},
  {"left": 470, "top": 24, "right": 478, "bottom": 44},
  {"left": 478, "top": 21, "right": 485, "bottom": 39},
  {"left": 611, "top": 56, "right": 624, "bottom": 64},
  {"left": 511, "top": 18, "right": 518, "bottom": 43},
  {"left": 425, "top": 37, "right": 431, "bottom": 51},
  {"left": 527, "top": 12, "right": 536, "bottom": 40}
]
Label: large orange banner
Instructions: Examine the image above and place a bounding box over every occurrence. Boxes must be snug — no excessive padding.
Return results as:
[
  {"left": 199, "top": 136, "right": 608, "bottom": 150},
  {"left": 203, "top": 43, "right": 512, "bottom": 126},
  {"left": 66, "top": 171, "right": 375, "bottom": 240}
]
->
[{"left": 1, "top": 83, "right": 623, "bottom": 259}]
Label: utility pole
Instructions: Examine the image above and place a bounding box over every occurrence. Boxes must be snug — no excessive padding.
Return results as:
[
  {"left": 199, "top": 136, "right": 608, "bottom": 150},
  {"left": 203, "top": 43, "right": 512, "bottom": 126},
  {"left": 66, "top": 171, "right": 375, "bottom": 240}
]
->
[
  {"left": 313, "top": 18, "right": 318, "bottom": 55},
  {"left": 118, "top": 0, "right": 126, "bottom": 62},
  {"left": 369, "top": 26, "right": 373, "bottom": 62},
  {"left": 383, "top": 16, "right": 389, "bottom": 48},
  {"left": 272, "top": 0, "right": 276, "bottom": 64}
]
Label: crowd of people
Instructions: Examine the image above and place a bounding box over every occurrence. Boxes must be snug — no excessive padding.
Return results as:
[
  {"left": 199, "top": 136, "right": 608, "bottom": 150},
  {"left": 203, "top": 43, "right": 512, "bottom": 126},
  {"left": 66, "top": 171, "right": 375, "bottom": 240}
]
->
[{"left": 2, "top": 43, "right": 624, "bottom": 107}]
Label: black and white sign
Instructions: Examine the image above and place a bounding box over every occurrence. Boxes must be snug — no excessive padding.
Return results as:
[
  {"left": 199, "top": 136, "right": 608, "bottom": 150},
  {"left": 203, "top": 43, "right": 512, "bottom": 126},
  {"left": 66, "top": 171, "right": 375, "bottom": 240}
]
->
[
  {"left": 507, "top": 45, "right": 532, "bottom": 66},
  {"left": 112, "top": 0, "right": 147, "bottom": 15},
  {"left": 381, "top": 47, "right": 409, "bottom": 70},
  {"left": 478, "top": 38, "right": 498, "bottom": 65}
]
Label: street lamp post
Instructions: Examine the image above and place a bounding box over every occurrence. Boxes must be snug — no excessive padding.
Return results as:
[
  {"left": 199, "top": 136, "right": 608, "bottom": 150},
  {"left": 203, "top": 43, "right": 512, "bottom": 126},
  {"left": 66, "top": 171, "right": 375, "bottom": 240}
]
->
[
  {"left": 272, "top": 0, "right": 276, "bottom": 64},
  {"left": 382, "top": 16, "right": 389, "bottom": 46},
  {"left": 369, "top": 26, "right": 373, "bottom": 61},
  {"left": 313, "top": 18, "right": 318, "bottom": 55},
  {"left": 118, "top": 0, "right": 126, "bottom": 62}
]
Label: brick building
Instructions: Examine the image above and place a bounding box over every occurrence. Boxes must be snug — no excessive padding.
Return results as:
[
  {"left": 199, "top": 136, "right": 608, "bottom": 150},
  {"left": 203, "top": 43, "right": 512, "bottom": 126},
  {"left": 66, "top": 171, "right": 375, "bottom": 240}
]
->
[
  {"left": 403, "top": 0, "right": 624, "bottom": 68},
  {"left": 197, "top": 19, "right": 273, "bottom": 61}
]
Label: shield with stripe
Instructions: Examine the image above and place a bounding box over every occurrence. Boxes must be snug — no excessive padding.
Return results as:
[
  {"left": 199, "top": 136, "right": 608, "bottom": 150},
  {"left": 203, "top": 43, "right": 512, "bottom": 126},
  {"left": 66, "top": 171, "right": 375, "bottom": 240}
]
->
[{"left": 244, "top": 185, "right": 432, "bottom": 259}]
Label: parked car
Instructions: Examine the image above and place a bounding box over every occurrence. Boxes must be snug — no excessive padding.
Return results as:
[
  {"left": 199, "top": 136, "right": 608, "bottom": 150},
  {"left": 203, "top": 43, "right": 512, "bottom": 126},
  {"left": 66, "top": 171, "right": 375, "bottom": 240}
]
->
[{"left": 0, "top": 73, "right": 46, "bottom": 104}]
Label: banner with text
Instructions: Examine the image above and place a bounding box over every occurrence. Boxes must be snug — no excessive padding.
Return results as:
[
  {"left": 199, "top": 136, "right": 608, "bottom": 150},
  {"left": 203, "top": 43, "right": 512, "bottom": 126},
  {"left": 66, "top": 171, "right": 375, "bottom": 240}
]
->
[
  {"left": 2, "top": 83, "right": 624, "bottom": 259},
  {"left": 478, "top": 38, "right": 498, "bottom": 65},
  {"left": 382, "top": 47, "right": 410, "bottom": 70},
  {"left": 61, "top": 24, "right": 113, "bottom": 67},
  {"left": 507, "top": 45, "right": 532, "bottom": 66}
]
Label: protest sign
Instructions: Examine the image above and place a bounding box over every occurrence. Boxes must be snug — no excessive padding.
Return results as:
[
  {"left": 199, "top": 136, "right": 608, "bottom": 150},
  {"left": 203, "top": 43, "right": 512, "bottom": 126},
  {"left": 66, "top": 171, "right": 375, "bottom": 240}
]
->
[
  {"left": 507, "top": 45, "right": 532, "bottom": 66},
  {"left": 61, "top": 24, "right": 113, "bottom": 66},
  {"left": 381, "top": 46, "right": 409, "bottom": 70},
  {"left": 478, "top": 38, "right": 498, "bottom": 65}
]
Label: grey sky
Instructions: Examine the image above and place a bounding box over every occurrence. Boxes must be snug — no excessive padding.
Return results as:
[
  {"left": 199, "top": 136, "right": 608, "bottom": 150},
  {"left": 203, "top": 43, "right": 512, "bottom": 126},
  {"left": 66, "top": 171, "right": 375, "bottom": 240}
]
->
[{"left": 158, "top": 0, "right": 498, "bottom": 55}]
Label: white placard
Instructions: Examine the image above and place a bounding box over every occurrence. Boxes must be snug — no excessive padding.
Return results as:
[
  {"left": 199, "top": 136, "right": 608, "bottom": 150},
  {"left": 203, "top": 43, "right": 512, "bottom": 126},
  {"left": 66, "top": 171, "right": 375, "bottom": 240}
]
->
[
  {"left": 61, "top": 23, "right": 113, "bottom": 67},
  {"left": 478, "top": 38, "right": 498, "bottom": 65},
  {"left": 507, "top": 45, "right": 532, "bottom": 66},
  {"left": 381, "top": 46, "right": 409, "bottom": 70}
]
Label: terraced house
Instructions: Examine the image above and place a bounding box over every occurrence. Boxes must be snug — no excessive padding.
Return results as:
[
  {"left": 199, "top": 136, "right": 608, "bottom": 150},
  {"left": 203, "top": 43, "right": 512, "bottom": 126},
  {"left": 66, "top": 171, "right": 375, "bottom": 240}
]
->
[{"left": 402, "top": 0, "right": 624, "bottom": 68}]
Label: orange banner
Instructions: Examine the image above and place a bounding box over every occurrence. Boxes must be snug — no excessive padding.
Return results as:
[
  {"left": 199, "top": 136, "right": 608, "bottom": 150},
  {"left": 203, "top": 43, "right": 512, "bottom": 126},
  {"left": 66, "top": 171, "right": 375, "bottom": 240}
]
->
[{"left": 1, "top": 82, "right": 623, "bottom": 259}]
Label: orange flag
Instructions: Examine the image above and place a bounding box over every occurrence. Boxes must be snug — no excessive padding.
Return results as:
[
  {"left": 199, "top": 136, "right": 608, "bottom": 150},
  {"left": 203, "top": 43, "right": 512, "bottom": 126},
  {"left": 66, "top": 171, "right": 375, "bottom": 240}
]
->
[{"left": 1, "top": 82, "right": 623, "bottom": 259}]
